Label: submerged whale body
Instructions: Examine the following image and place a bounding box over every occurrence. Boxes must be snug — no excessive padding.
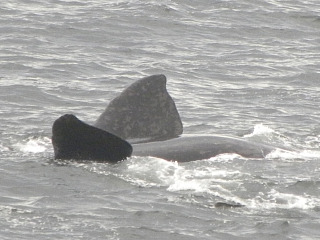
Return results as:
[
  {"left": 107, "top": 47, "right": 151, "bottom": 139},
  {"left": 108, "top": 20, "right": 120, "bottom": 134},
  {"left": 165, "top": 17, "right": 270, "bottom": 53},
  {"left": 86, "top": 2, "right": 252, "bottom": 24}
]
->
[
  {"left": 52, "top": 74, "right": 275, "bottom": 162},
  {"left": 133, "top": 135, "right": 272, "bottom": 161}
]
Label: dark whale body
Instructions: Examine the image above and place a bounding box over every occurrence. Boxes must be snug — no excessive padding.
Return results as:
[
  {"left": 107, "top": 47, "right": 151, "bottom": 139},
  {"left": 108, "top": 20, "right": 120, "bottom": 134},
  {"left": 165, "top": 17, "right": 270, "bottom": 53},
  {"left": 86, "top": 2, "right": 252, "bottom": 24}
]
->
[
  {"left": 52, "top": 114, "right": 132, "bottom": 162},
  {"left": 52, "top": 74, "right": 276, "bottom": 162}
]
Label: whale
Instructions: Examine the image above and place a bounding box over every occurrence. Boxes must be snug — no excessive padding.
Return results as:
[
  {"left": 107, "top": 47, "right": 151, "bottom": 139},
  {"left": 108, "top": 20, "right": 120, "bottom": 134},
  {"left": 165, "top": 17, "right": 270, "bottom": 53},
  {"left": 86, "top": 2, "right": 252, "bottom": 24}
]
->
[
  {"left": 52, "top": 114, "right": 273, "bottom": 162},
  {"left": 52, "top": 74, "right": 276, "bottom": 162}
]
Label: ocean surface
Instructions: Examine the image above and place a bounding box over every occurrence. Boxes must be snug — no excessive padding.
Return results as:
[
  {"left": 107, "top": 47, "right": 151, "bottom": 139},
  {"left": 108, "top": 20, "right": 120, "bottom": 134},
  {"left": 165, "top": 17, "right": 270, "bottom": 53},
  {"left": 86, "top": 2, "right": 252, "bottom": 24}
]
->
[{"left": 1, "top": 0, "right": 320, "bottom": 239}]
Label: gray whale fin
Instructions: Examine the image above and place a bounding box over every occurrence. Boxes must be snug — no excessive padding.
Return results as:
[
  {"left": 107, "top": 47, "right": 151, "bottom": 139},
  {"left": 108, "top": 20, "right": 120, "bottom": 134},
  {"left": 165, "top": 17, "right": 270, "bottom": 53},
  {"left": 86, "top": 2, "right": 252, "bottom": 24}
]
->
[
  {"left": 52, "top": 114, "right": 132, "bottom": 163},
  {"left": 94, "top": 74, "right": 183, "bottom": 142}
]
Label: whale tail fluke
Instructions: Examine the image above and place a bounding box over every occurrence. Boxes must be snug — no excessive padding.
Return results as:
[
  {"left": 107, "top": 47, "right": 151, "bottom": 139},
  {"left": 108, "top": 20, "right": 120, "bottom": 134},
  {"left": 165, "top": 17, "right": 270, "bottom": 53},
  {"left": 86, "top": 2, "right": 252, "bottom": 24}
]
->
[
  {"left": 94, "top": 74, "right": 183, "bottom": 143},
  {"left": 52, "top": 114, "right": 132, "bottom": 162}
]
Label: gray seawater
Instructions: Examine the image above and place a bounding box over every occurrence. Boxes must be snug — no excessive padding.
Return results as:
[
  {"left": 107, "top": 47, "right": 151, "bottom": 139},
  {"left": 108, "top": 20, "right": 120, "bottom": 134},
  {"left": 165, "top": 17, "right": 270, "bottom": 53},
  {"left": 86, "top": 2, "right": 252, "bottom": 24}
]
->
[{"left": 1, "top": 0, "right": 320, "bottom": 239}]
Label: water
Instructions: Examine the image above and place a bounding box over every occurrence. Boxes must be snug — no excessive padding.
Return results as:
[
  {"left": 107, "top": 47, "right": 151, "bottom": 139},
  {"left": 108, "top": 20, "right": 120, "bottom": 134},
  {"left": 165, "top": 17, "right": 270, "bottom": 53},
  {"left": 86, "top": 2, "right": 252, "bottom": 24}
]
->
[{"left": 1, "top": 0, "right": 320, "bottom": 239}]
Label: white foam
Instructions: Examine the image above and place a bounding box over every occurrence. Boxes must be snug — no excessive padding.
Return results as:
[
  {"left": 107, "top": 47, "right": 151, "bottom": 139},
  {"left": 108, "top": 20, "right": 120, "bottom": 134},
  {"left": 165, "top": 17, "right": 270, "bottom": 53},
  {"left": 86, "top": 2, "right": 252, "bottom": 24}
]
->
[
  {"left": 267, "top": 148, "right": 320, "bottom": 160},
  {"left": 122, "top": 157, "right": 244, "bottom": 204},
  {"left": 74, "top": 149, "right": 320, "bottom": 212},
  {"left": 208, "top": 153, "right": 244, "bottom": 162},
  {"left": 273, "top": 191, "right": 315, "bottom": 210},
  {"left": 118, "top": 156, "right": 238, "bottom": 193},
  {"left": 248, "top": 189, "right": 319, "bottom": 210},
  {"left": 305, "top": 135, "right": 320, "bottom": 148},
  {"left": 244, "top": 123, "right": 274, "bottom": 138},
  {"left": 120, "top": 157, "right": 182, "bottom": 187},
  {"left": 15, "top": 137, "right": 51, "bottom": 153},
  {"left": 0, "top": 143, "right": 10, "bottom": 152}
]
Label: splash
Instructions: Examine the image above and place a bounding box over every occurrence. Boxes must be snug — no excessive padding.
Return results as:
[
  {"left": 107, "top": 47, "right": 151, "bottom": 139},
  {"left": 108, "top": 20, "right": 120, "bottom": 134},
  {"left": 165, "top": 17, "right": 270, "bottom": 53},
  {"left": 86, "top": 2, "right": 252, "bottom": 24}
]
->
[
  {"left": 14, "top": 137, "right": 51, "bottom": 153},
  {"left": 266, "top": 148, "right": 320, "bottom": 160},
  {"left": 243, "top": 123, "right": 309, "bottom": 150},
  {"left": 112, "top": 156, "right": 248, "bottom": 206},
  {"left": 124, "top": 157, "right": 182, "bottom": 187},
  {"left": 243, "top": 123, "right": 274, "bottom": 138},
  {"left": 248, "top": 189, "right": 319, "bottom": 210}
]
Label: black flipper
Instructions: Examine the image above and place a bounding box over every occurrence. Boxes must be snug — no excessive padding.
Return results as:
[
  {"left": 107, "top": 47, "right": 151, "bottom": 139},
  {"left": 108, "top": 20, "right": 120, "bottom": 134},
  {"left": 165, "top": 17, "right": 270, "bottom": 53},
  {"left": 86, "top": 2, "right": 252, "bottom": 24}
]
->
[{"left": 52, "top": 114, "right": 132, "bottom": 163}]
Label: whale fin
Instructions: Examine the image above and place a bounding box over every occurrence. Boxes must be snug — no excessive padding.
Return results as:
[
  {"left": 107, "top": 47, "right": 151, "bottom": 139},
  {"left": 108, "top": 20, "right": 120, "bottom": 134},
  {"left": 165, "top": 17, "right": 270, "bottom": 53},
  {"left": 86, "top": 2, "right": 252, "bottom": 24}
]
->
[
  {"left": 52, "top": 114, "right": 132, "bottom": 162},
  {"left": 94, "top": 74, "right": 183, "bottom": 143}
]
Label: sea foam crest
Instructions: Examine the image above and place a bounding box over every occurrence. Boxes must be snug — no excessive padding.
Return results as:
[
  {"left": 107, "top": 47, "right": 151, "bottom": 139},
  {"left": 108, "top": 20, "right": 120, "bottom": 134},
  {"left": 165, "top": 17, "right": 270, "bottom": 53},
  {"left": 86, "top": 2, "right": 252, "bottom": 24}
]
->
[
  {"left": 243, "top": 123, "right": 274, "bottom": 138},
  {"left": 244, "top": 123, "right": 298, "bottom": 149}
]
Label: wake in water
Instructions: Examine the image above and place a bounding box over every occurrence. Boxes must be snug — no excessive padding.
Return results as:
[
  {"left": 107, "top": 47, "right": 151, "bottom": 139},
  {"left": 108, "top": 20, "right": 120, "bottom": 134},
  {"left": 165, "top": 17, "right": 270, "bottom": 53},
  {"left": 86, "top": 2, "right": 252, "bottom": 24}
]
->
[
  {"left": 73, "top": 153, "right": 320, "bottom": 212},
  {"left": 44, "top": 124, "right": 318, "bottom": 213},
  {"left": 2, "top": 122, "right": 319, "bottom": 216}
]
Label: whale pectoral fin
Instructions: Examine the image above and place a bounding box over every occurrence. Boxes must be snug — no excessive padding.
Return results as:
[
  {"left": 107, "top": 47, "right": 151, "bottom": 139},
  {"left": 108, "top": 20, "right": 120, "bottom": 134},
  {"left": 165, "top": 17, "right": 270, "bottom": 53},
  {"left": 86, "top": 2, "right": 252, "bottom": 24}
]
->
[
  {"left": 52, "top": 114, "right": 132, "bottom": 163},
  {"left": 94, "top": 74, "right": 183, "bottom": 142}
]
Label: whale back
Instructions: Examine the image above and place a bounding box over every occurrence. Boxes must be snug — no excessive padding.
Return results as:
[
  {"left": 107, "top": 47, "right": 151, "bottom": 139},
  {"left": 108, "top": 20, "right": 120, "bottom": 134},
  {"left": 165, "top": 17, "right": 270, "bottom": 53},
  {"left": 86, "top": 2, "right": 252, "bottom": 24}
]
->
[{"left": 94, "top": 74, "right": 183, "bottom": 142}]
